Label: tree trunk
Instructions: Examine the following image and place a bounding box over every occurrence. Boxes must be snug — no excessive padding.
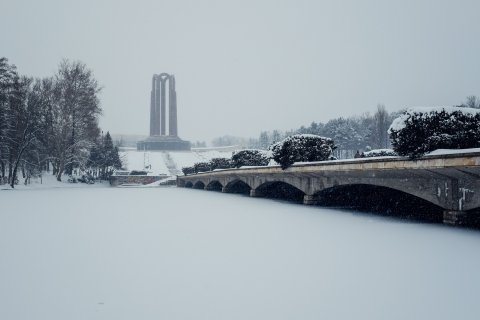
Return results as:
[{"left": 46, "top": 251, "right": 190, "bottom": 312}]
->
[
  {"left": 9, "top": 168, "right": 17, "bottom": 188},
  {"left": 10, "top": 157, "right": 21, "bottom": 189},
  {"left": 56, "top": 157, "right": 64, "bottom": 182},
  {"left": 8, "top": 152, "right": 13, "bottom": 185}
]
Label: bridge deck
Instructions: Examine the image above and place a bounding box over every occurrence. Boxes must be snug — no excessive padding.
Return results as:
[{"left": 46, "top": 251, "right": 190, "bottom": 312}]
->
[{"left": 186, "top": 152, "right": 480, "bottom": 177}]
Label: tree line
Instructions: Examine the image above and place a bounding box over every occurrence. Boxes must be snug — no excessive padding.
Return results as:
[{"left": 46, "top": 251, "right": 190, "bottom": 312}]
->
[
  {"left": 212, "top": 105, "right": 398, "bottom": 158},
  {"left": 0, "top": 57, "right": 121, "bottom": 188},
  {"left": 213, "top": 98, "right": 479, "bottom": 158},
  {"left": 186, "top": 104, "right": 480, "bottom": 176}
]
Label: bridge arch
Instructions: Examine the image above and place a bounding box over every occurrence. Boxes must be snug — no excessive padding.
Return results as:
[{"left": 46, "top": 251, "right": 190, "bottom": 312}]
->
[
  {"left": 313, "top": 184, "right": 444, "bottom": 222},
  {"left": 223, "top": 179, "right": 252, "bottom": 194},
  {"left": 309, "top": 178, "right": 448, "bottom": 209},
  {"left": 206, "top": 180, "right": 223, "bottom": 191},
  {"left": 250, "top": 176, "right": 308, "bottom": 194},
  {"left": 193, "top": 181, "right": 206, "bottom": 189},
  {"left": 255, "top": 181, "right": 306, "bottom": 202},
  {"left": 184, "top": 181, "right": 193, "bottom": 188}
]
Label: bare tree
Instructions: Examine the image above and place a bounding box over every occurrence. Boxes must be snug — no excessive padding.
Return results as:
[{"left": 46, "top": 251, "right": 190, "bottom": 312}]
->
[
  {"left": 464, "top": 95, "right": 480, "bottom": 109},
  {"left": 0, "top": 58, "right": 18, "bottom": 182},
  {"left": 6, "top": 77, "right": 45, "bottom": 188},
  {"left": 373, "top": 104, "right": 390, "bottom": 149},
  {"left": 50, "top": 60, "right": 102, "bottom": 181}
]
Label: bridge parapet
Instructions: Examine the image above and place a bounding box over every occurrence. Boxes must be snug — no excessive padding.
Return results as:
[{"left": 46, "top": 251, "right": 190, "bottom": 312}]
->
[{"left": 177, "top": 153, "right": 480, "bottom": 225}]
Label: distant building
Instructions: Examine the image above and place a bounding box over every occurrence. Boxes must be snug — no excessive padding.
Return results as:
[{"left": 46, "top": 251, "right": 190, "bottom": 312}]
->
[{"left": 137, "top": 73, "right": 191, "bottom": 151}]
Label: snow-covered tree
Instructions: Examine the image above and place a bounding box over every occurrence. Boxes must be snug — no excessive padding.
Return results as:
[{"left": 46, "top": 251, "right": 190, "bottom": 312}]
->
[
  {"left": 373, "top": 104, "right": 390, "bottom": 149},
  {"left": 5, "top": 77, "right": 44, "bottom": 187},
  {"left": 462, "top": 95, "right": 480, "bottom": 109},
  {"left": 322, "top": 117, "right": 363, "bottom": 155},
  {"left": 389, "top": 107, "right": 480, "bottom": 158},
  {"left": 87, "top": 131, "right": 122, "bottom": 179},
  {"left": 0, "top": 57, "right": 119, "bottom": 186},
  {"left": 50, "top": 60, "right": 102, "bottom": 181},
  {"left": 271, "top": 130, "right": 282, "bottom": 144},
  {"left": 0, "top": 58, "right": 18, "bottom": 182},
  {"left": 258, "top": 131, "right": 270, "bottom": 150}
]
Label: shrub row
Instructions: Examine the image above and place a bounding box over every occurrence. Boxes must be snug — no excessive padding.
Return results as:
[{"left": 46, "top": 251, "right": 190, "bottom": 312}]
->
[
  {"left": 181, "top": 135, "right": 338, "bottom": 175},
  {"left": 181, "top": 150, "right": 269, "bottom": 176},
  {"left": 362, "top": 149, "right": 397, "bottom": 158},
  {"left": 182, "top": 157, "right": 234, "bottom": 175}
]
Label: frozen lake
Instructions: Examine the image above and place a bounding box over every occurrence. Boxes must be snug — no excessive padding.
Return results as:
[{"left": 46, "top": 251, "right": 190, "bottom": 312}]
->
[{"left": 1, "top": 186, "right": 480, "bottom": 320}]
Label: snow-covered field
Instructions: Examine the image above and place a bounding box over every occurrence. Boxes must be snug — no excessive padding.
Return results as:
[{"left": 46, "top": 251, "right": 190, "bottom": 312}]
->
[
  {"left": 1, "top": 186, "right": 480, "bottom": 320},
  {"left": 120, "top": 148, "right": 233, "bottom": 175}
]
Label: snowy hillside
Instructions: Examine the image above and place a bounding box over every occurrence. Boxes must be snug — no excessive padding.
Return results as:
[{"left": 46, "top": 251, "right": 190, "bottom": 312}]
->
[{"left": 120, "top": 148, "right": 233, "bottom": 175}]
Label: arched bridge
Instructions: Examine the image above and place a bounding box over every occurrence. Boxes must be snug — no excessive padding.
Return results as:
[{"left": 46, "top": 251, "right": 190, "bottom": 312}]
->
[{"left": 177, "top": 152, "right": 480, "bottom": 225}]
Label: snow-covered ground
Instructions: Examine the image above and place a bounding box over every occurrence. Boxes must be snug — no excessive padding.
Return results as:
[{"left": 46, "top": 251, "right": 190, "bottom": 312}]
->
[
  {"left": 119, "top": 149, "right": 170, "bottom": 175},
  {"left": 0, "top": 172, "right": 110, "bottom": 191},
  {"left": 1, "top": 187, "right": 480, "bottom": 320},
  {"left": 120, "top": 148, "right": 233, "bottom": 175}
]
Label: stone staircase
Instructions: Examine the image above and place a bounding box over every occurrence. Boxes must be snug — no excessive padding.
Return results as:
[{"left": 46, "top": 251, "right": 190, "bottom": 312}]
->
[{"left": 162, "top": 152, "right": 182, "bottom": 175}]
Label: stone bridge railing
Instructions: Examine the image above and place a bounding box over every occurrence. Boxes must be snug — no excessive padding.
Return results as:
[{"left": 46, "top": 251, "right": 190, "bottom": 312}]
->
[
  {"left": 110, "top": 175, "right": 165, "bottom": 186},
  {"left": 177, "top": 152, "right": 480, "bottom": 225}
]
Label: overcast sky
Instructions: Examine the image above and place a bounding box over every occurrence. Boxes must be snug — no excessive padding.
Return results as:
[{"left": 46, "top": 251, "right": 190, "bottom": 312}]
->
[{"left": 1, "top": 0, "right": 479, "bottom": 142}]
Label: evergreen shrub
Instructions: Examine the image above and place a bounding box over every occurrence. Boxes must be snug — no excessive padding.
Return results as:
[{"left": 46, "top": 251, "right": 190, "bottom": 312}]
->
[
  {"left": 209, "top": 158, "right": 232, "bottom": 170},
  {"left": 362, "top": 149, "right": 398, "bottom": 157},
  {"left": 231, "top": 149, "right": 270, "bottom": 168},
  {"left": 182, "top": 166, "right": 195, "bottom": 175},
  {"left": 194, "top": 162, "right": 211, "bottom": 173},
  {"left": 270, "top": 134, "right": 336, "bottom": 169},
  {"left": 388, "top": 107, "right": 480, "bottom": 158},
  {"left": 130, "top": 170, "right": 148, "bottom": 175}
]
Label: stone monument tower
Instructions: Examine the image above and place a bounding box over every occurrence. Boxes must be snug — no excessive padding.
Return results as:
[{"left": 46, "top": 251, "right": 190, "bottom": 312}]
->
[{"left": 137, "top": 73, "right": 190, "bottom": 151}]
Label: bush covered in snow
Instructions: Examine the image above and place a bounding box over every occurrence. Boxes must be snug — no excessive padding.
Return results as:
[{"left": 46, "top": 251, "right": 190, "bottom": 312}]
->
[
  {"left": 388, "top": 107, "right": 480, "bottom": 158},
  {"left": 231, "top": 149, "right": 270, "bottom": 168},
  {"left": 193, "top": 162, "right": 211, "bottom": 173},
  {"left": 130, "top": 170, "right": 148, "bottom": 175},
  {"left": 270, "top": 134, "right": 336, "bottom": 169},
  {"left": 209, "top": 158, "right": 232, "bottom": 170},
  {"left": 362, "top": 149, "right": 398, "bottom": 158},
  {"left": 182, "top": 166, "right": 195, "bottom": 176}
]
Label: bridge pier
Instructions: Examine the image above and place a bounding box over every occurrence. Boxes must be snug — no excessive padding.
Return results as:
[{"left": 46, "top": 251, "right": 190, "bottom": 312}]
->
[
  {"left": 303, "top": 195, "right": 322, "bottom": 205},
  {"left": 221, "top": 187, "right": 228, "bottom": 193},
  {"left": 250, "top": 189, "right": 264, "bottom": 197},
  {"left": 443, "top": 210, "right": 468, "bottom": 226}
]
